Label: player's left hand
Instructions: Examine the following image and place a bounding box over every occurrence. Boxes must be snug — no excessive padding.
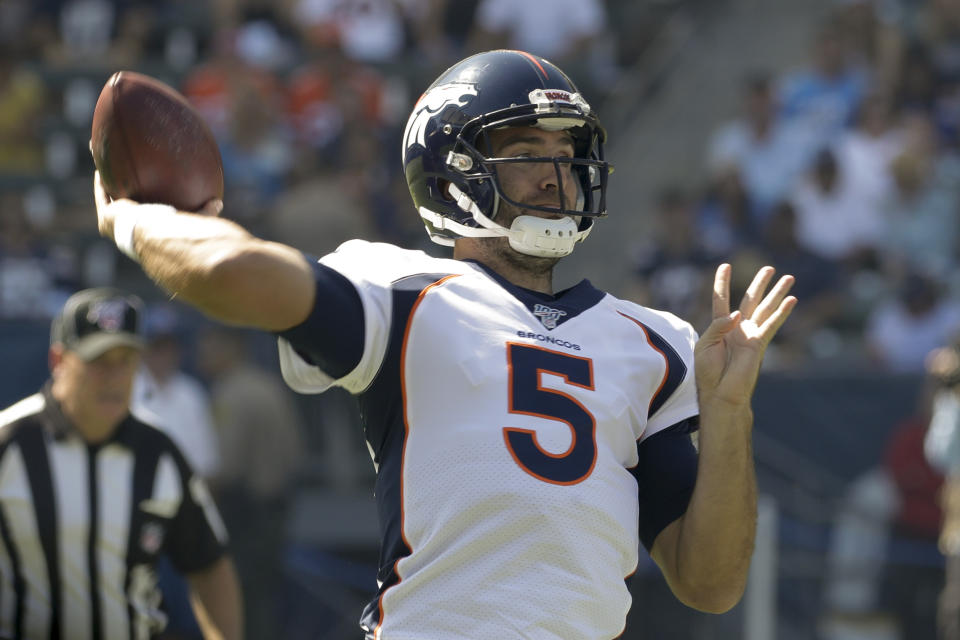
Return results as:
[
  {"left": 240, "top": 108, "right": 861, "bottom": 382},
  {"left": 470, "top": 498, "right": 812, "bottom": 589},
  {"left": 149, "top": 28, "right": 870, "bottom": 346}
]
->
[{"left": 694, "top": 264, "right": 796, "bottom": 409}]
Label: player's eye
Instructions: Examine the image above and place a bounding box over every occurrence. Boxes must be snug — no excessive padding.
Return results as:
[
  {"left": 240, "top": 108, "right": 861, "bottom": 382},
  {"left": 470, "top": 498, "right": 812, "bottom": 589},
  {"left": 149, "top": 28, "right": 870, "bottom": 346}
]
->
[{"left": 507, "top": 147, "right": 534, "bottom": 158}]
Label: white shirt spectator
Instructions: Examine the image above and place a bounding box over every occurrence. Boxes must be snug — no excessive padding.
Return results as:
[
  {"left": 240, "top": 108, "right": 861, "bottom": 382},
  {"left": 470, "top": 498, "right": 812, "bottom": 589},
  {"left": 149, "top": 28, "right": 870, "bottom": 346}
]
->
[
  {"left": 293, "top": 0, "right": 419, "bottom": 63},
  {"left": 708, "top": 117, "right": 815, "bottom": 219},
  {"left": 475, "top": 0, "right": 605, "bottom": 60},
  {"left": 832, "top": 126, "right": 903, "bottom": 238},
  {"left": 790, "top": 171, "right": 885, "bottom": 261},
  {"left": 865, "top": 297, "right": 960, "bottom": 373},
  {"left": 836, "top": 129, "right": 903, "bottom": 203},
  {"left": 883, "top": 152, "right": 960, "bottom": 279},
  {"left": 133, "top": 367, "right": 221, "bottom": 478}
]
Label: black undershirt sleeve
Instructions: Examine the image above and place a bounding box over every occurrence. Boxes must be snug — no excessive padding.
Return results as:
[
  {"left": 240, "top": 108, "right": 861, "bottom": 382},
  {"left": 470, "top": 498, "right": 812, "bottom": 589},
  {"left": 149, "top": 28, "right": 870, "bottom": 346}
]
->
[
  {"left": 275, "top": 254, "right": 365, "bottom": 380},
  {"left": 632, "top": 417, "right": 700, "bottom": 552}
]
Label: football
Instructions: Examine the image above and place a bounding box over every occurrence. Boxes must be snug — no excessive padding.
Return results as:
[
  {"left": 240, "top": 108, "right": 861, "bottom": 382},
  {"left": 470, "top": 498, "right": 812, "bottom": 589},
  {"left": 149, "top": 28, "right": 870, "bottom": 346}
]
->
[{"left": 91, "top": 71, "right": 224, "bottom": 212}]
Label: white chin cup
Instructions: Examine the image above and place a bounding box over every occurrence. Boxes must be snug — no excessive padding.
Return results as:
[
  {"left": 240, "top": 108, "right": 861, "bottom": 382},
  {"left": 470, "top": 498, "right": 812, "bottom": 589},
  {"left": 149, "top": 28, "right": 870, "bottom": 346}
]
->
[{"left": 508, "top": 215, "right": 580, "bottom": 258}]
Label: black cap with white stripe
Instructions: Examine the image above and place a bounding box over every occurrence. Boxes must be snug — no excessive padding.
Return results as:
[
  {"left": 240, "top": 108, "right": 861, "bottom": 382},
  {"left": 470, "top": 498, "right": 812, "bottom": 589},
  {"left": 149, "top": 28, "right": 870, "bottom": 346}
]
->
[{"left": 51, "top": 288, "right": 145, "bottom": 361}]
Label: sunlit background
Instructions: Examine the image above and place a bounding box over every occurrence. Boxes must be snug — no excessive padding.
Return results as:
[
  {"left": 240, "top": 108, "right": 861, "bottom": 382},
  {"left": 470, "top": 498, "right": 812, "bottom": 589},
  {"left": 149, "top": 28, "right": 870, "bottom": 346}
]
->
[{"left": 1, "top": 0, "right": 957, "bottom": 638}]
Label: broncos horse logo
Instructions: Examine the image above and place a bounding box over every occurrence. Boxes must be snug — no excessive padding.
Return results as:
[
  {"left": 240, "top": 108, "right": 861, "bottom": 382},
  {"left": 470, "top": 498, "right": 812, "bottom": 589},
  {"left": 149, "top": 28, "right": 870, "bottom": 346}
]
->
[{"left": 403, "top": 83, "right": 478, "bottom": 155}]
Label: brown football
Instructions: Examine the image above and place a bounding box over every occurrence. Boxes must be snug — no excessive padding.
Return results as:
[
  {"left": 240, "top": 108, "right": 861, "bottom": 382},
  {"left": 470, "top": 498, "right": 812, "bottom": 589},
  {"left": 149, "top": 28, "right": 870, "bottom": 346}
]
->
[{"left": 91, "top": 71, "right": 224, "bottom": 212}]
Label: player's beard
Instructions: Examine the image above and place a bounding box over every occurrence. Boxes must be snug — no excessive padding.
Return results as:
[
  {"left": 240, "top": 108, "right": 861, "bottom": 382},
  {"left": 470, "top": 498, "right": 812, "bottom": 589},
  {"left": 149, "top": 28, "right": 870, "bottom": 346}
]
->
[
  {"left": 485, "top": 235, "right": 559, "bottom": 274},
  {"left": 485, "top": 202, "right": 563, "bottom": 275}
]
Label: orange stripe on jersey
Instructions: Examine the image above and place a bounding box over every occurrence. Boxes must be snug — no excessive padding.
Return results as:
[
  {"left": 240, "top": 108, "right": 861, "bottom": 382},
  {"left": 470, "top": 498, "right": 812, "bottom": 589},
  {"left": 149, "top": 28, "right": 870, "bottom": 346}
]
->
[
  {"left": 616, "top": 312, "right": 670, "bottom": 418},
  {"left": 374, "top": 273, "right": 460, "bottom": 639},
  {"left": 513, "top": 50, "right": 549, "bottom": 80}
]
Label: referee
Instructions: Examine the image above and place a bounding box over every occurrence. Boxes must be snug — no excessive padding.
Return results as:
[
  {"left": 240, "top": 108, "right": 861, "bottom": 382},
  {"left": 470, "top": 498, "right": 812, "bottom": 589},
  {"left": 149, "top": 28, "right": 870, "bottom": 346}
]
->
[{"left": 0, "top": 288, "right": 242, "bottom": 640}]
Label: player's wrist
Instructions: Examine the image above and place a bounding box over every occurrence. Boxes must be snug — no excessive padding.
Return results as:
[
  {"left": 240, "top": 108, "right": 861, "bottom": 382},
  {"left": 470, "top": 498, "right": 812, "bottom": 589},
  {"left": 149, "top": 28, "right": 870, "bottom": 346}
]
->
[{"left": 111, "top": 202, "right": 177, "bottom": 262}]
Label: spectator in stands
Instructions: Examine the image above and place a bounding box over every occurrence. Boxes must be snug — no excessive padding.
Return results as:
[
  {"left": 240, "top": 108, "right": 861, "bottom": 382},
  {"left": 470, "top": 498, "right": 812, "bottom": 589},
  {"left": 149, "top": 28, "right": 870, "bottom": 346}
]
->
[
  {"left": 284, "top": 45, "right": 387, "bottom": 170},
  {"left": 629, "top": 187, "right": 715, "bottom": 330},
  {"left": 0, "top": 55, "right": 45, "bottom": 175},
  {"left": 217, "top": 77, "right": 294, "bottom": 222},
  {"left": 828, "top": 92, "right": 904, "bottom": 250},
  {"left": 695, "top": 167, "right": 761, "bottom": 257},
  {"left": 232, "top": 5, "right": 299, "bottom": 73},
  {"left": 896, "top": 43, "right": 939, "bottom": 113},
  {"left": 879, "top": 379, "right": 944, "bottom": 640},
  {"left": 779, "top": 19, "right": 869, "bottom": 156},
  {"left": 468, "top": 0, "right": 612, "bottom": 98},
  {"left": 0, "top": 198, "right": 58, "bottom": 319},
  {"left": 865, "top": 272, "right": 960, "bottom": 373},
  {"left": 435, "top": 0, "right": 481, "bottom": 60},
  {"left": 197, "top": 326, "right": 303, "bottom": 640},
  {"left": 789, "top": 148, "right": 881, "bottom": 268},
  {"left": 883, "top": 122, "right": 960, "bottom": 281},
  {"left": 923, "top": 341, "right": 960, "bottom": 640},
  {"left": 269, "top": 161, "right": 379, "bottom": 256},
  {"left": 42, "top": 0, "right": 154, "bottom": 68},
  {"left": 180, "top": 36, "right": 282, "bottom": 139},
  {"left": 914, "top": 0, "right": 960, "bottom": 83},
  {"left": 831, "top": 0, "right": 903, "bottom": 95},
  {"left": 133, "top": 305, "right": 219, "bottom": 479},
  {"left": 290, "top": 0, "right": 421, "bottom": 64},
  {"left": 469, "top": 0, "right": 606, "bottom": 64},
  {"left": 707, "top": 72, "right": 813, "bottom": 220},
  {"left": 754, "top": 201, "right": 844, "bottom": 363}
]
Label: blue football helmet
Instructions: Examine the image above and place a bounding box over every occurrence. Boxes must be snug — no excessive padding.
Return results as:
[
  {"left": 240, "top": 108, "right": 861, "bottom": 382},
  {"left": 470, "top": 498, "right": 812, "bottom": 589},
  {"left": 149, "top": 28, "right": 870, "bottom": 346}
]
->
[{"left": 402, "top": 49, "right": 610, "bottom": 257}]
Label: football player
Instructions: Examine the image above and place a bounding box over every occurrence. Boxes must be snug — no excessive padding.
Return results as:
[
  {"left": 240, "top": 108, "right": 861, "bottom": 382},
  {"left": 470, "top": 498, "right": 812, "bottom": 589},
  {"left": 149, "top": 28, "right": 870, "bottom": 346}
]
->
[{"left": 94, "top": 50, "right": 796, "bottom": 639}]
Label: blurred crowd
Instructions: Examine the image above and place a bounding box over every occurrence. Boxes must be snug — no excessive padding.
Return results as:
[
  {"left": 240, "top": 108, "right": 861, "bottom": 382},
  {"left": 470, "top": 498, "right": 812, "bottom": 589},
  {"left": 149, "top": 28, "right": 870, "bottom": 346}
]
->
[
  {"left": 7, "top": 0, "right": 960, "bottom": 637},
  {"left": 0, "top": 0, "right": 650, "bottom": 317},
  {"left": 0, "top": 0, "right": 672, "bottom": 636},
  {"left": 12, "top": 0, "right": 960, "bottom": 379},
  {"left": 629, "top": 0, "right": 960, "bottom": 375}
]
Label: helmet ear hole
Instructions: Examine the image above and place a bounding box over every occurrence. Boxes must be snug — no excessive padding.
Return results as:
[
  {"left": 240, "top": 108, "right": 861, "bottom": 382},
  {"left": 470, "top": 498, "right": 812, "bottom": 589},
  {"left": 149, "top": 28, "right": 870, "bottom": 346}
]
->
[{"left": 438, "top": 179, "right": 454, "bottom": 201}]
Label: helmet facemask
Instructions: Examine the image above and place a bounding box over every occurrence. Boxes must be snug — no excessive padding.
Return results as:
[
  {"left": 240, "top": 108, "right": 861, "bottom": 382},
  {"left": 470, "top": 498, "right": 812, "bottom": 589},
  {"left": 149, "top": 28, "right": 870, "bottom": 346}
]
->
[
  {"left": 440, "top": 110, "right": 609, "bottom": 257},
  {"left": 403, "top": 50, "right": 612, "bottom": 256}
]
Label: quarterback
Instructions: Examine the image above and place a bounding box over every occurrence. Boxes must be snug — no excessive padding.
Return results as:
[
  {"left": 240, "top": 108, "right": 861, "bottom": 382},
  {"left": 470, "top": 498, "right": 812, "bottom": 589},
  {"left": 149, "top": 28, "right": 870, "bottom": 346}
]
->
[{"left": 93, "top": 50, "right": 796, "bottom": 638}]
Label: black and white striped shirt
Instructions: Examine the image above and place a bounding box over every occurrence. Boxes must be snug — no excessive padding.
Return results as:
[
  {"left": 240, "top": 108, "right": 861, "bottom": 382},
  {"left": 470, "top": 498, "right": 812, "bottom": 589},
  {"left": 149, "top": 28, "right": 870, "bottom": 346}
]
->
[{"left": 0, "top": 384, "right": 229, "bottom": 640}]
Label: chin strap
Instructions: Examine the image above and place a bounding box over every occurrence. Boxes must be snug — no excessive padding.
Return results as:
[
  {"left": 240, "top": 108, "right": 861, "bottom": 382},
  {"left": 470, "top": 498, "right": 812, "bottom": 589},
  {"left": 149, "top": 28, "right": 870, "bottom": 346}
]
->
[
  {"left": 508, "top": 215, "right": 584, "bottom": 257},
  {"left": 433, "top": 184, "right": 591, "bottom": 257}
]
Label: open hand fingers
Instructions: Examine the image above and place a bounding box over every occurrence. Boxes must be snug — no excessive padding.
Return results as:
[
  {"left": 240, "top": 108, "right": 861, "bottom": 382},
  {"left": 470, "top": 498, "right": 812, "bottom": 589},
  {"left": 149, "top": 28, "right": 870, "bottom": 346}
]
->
[
  {"left": 739, "top": 266, "right": 776, "bottom": 319},
  {"left": 758, "top": 295, "right": 798, "bottom": 345},
  {"left": 712, "top": 263, "right": 732, "bottom": 319},
  {"left": 752, "top": 274, "right": 795, "bottom": 327}
]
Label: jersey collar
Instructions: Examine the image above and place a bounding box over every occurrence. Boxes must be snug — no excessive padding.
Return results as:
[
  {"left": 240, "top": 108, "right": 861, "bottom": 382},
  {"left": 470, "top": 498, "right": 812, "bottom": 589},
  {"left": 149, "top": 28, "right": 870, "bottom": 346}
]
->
[{"left": 464, "top": 260, "right": 606, "bottom": 330}]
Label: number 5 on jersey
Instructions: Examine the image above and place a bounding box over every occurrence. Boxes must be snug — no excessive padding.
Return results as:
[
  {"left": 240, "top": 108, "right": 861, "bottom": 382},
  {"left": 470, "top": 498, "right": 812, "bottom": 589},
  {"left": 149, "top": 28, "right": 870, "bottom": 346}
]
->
[{"left": 505, "top": 343, "right": 597, "bottom": 485}]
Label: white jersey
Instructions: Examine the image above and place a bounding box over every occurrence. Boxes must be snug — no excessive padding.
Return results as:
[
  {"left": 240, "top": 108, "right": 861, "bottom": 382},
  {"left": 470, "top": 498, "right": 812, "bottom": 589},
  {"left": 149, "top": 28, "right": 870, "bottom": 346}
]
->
[{"left": 278, "top": 240, "right": 699, "bottom": 639}]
